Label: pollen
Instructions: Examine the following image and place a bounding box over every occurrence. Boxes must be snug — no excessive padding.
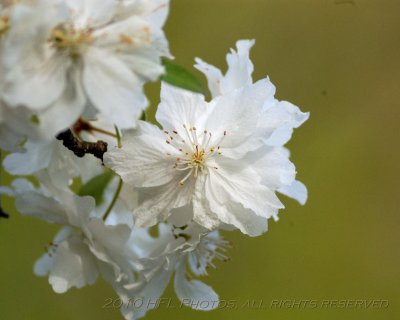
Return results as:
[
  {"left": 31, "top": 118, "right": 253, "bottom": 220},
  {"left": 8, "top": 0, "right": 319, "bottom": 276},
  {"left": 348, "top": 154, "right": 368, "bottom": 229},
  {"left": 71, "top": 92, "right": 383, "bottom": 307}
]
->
[
  {"left": 49, "top": 23, "right": 93, "bottom": 56},
  {"left": 164, "top": 124, "right": 227, "bottom": 185},
  {"left": 0, "top": 15, "right": 10, "bottom": 35},
  {"left": 119, "top": 33, "right": 134, "bottom": 45}
]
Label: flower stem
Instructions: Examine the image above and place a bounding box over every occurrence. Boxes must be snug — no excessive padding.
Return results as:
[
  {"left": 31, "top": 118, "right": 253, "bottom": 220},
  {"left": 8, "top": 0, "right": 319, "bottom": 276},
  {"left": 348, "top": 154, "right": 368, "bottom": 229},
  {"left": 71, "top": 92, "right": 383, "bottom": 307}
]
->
[
  {"left": 115, "top": 126, "right": 122, "bottom": 148},
  {"left": 102, "top": 126, "right": 123, "bottom": 221},
  {"left": 102, "top": 178, "right": 123, "bottom": 221},
  {"left": 90, "top": 125, "right": 117, "bottom": 138}
]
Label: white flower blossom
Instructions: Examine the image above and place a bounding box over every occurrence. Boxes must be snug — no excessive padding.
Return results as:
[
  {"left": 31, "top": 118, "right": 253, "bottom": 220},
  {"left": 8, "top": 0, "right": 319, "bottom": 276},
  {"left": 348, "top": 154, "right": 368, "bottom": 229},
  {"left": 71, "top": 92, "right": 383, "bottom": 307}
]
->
[
  {"left": 114, "top": 222, "right": 228, "bottom": 320},
  {"left": 9, "top": 174, "right": 138, "bottom": 294},
  {"left": 105, "top": 81, "right": 308, "bottom": 235},
  {"left": 1, "top": 0, "right": 170, "bottom": 138},
  {"left": 2, "top": 116, "right": 120, "bottom": 187}
]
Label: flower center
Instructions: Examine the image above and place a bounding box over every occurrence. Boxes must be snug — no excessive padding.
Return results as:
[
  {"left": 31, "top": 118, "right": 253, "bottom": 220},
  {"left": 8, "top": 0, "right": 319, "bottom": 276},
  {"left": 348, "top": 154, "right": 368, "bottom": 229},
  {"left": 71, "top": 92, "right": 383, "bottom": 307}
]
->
[
  {"left": 188, "top": 232, "right": 231, "bottom": 276},
  {"left": 164, "top": 124, "right": 227, "bottom": 185},
  {"left": 0, "top": 15, "right": 10, "bottom": 35},
  {"left": 49, "top": 23, "right": 93, "bottom": 56}
]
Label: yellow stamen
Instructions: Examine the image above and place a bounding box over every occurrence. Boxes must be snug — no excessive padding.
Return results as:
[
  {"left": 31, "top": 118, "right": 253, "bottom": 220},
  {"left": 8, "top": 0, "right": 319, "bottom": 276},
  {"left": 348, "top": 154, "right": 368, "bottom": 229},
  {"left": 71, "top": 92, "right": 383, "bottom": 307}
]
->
[
  {"left": 119, "top": 33, "right": 134, "bottom": 45},
  {"left": 0, "top": 16, "right": 10, "bottom": 35},
  {"left": 49, "top": 24, "right": 93, "bottom": 56}
]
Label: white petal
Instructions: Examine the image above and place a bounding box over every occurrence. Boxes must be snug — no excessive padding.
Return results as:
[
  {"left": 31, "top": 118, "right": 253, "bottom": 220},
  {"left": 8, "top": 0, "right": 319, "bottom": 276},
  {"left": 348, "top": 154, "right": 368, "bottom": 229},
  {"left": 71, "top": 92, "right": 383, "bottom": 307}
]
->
[
  {"left": 66, "top": 0, "right": 116, "bottom": 28},
  {"left": 156, "top": 82, "right": 209, "bottom": 132},
  {"left": 15, "top": 190, "right": 70, "bottom": 225},
  {"left": 11, "top": 178, "right": 35, "bottom": 193},
  {"left": 194, "top": 58, "right": 223, "bottom": 98},
  {"left": 144, "top": 0, "right": 170, "bottom": 29},
  {"left": 204, "top": 80, "right": 269, "bottom": 159},
  {"left": 278, "top": 180, "right": 308, "bottom": 205},
  {"left": 3, "top": 53, "right": 69, "bottom": 110},
  {"left": 168, "top": 204, "right": 194, "bottom": 228},
  {"left": 218, "top": 201, "right": 269, "bottom": 237},
  {"left": 195, "top": 39, "right": 255, "bottom": 97},
  {"left": 56, "top": 192, "right": 96, "bottom": 228},
  {"left": 104, "top": 122, "right": 176, "bottom": 187},
  {"left": 203, "top": 174, "right": 270, "bottom": 236},
  {"left": 221, "top": 39, "right": 255, "bottom": 93},
  {"left": 246, "top": 147, "right": 296, "bottom": 189},
  {"left": 120, "top": 267, "right": 173, "bottom": 320},
  {"left": 263, "top": 100, "right": 310, "bottom": 147},
  {"left": 0, "top": 121, "right": 24, "bottom": 151},
  {"left": 30, "top": 174, "right": 96, "bottom": 227},
  {"left": 192, "top": 175, "right": 220, "bottom": 230},
  {"left": 34, "top": 227, "right": 73, "bottom": 277},
  {"left": 86, "top": 218, "right": 133, "bottom": 279},
  {"left": 174, "top": 262, "right": 219, "bottom": 311},
  {"left": 93, "top": 11, "right": 169, "bottom": 80},
  {"left": 37, "top": 67, "right": 87, "bottom": 138},
  {"left": 49, "top": 235, "right": 99, "bottom": 293},
  {"left": 133, "top": 178, "right": 194, "bottom": 228},
  {"left": 3, "top": 140, "right": 56, "bottom": 175},
  {"left": 83, "top": 47, "right": 147, "bottom": 129},
  {"left": 34, "top": 253, "right": 54, "bottom": 277},
  {"left": 211, "top": 157, "right": 284, "bottom": 215}
]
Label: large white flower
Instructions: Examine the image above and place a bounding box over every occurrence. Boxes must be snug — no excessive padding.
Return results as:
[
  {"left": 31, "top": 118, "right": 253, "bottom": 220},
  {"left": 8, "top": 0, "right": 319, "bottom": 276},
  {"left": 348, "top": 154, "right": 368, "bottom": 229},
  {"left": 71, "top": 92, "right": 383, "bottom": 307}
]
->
[
  {"left": 105, "top": 82, "right": 307, "bottom": 236},
  {"left": 1, "top": 0, "right": 170, "bottom": 137}
]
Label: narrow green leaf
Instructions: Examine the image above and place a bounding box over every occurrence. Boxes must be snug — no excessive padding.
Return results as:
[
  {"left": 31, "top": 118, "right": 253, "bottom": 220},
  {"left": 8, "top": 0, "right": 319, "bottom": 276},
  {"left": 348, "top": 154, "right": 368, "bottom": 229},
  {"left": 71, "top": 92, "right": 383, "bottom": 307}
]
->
[
  {"left": 161, "top": 58, "right": 207, "bottom": 95},
  {"left": 78, "top": 171, "right": 114, "bottom": 205}
]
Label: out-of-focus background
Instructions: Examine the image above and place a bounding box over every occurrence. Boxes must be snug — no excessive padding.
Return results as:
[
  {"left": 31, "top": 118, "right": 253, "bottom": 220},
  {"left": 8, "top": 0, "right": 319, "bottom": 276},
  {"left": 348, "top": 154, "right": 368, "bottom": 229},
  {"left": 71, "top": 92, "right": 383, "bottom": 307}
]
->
[{"left": 1, "top": 0, "right": 399, "bottom": 319}]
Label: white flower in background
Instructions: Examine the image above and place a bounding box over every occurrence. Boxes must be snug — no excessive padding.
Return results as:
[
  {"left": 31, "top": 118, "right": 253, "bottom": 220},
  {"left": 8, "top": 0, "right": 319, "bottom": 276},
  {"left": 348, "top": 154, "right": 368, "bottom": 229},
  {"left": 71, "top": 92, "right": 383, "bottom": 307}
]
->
[
  {"left": 7, "top": 174, "right": 138, "bottom": 294},
  {"left": 0, "top": 4, "right": 10, "bottom": 37},
  {"left": 105, "top": 77, "right": 308, "bottom": 236},
  {"left": 1, "top": 0, "right": 171, "bottom": 138},
  {"left": 115, "top": 222, "right": 228, "bottom": 320},
  {"left": 0, "top": 101, "right": 23, "bottom": 150},
  {"left": 2, "top": 117, "right": 119, "bottom": 187},
  {"left": 0, "top": 1, "right": 34, "bottom": 149}
]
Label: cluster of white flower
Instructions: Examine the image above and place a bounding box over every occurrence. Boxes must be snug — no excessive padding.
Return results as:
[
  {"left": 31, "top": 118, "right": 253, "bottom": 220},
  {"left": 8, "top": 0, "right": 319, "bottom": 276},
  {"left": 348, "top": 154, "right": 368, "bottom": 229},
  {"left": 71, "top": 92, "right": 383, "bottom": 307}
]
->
[{"left": 0, "top": 1, "right": 309, "bottom": 319}]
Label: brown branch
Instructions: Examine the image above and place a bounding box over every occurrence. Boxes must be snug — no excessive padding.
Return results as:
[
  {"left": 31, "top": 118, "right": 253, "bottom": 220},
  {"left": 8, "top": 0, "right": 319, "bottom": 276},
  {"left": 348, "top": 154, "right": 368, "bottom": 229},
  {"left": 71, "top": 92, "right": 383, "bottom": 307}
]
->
[{"left": 56, "top": 129, "right": 108, "bottom": 161}]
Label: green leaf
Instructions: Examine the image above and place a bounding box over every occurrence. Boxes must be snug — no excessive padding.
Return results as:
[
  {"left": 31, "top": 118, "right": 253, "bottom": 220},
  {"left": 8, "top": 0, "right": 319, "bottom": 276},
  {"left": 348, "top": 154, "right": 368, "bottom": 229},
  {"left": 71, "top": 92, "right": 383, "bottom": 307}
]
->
[
  {"left": 78, "top": 171, "right": 114, "bottom": 206},
  {"left": 161, "top": 58, "right": 207, "bottom": 95}
]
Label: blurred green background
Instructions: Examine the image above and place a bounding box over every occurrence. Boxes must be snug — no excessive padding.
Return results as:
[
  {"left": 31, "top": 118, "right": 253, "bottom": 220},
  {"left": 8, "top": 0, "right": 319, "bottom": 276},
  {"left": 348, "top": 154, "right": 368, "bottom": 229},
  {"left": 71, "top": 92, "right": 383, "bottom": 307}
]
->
[{"left": 1, "top": 0, "right": 399, "bottom": 319}]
